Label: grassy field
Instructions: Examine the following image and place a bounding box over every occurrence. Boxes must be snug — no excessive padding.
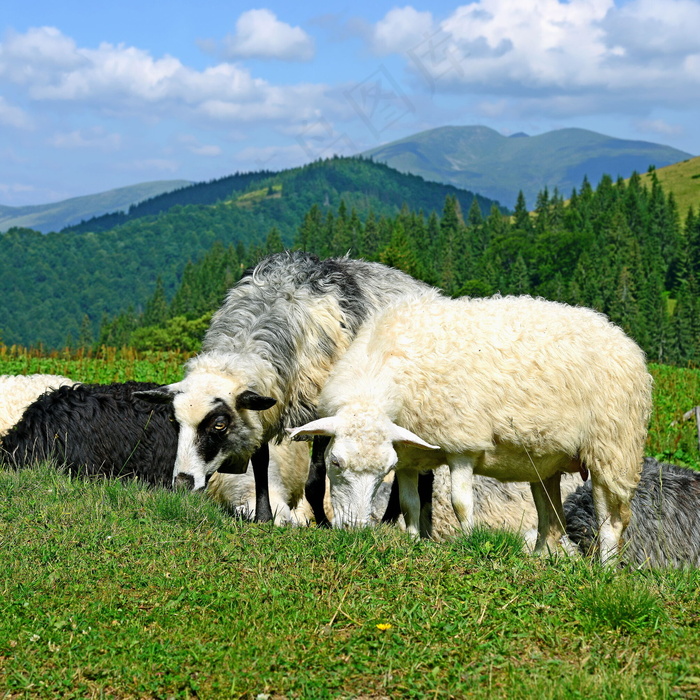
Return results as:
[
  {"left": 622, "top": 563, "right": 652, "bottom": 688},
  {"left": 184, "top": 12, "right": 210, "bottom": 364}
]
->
[
  {"left": 2, "top": 465, "right": 700, "bottom": 699},
  {"left": 1, "top": 350, "right": 700, "bottom": 697}
]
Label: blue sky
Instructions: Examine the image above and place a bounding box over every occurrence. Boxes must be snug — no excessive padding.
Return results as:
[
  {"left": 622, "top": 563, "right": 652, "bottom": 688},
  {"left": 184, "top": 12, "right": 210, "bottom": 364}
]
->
[{"left": 1, "top": 0, "right": 699, "bottom": 206}]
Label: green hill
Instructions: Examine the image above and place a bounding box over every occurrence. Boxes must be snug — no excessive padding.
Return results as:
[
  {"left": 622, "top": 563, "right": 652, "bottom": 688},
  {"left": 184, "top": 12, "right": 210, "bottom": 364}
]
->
[
  {"left": 0, "top": 157, "right": 500, "bottom": 348},
  {"left": 0, "top": 180, "right": 192, "bottom": 234},
  {"left": 635, "top": 157, "right": 700, "bottom": 217},
  {"left": 363, "top": 125, "right": 692, "bottom": 209}
]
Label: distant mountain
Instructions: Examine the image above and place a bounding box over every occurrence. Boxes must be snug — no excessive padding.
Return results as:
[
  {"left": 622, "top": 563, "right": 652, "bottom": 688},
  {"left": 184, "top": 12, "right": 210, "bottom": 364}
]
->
[
  {"left": 0, "top": 157, "right": 501, "bottom": 348},
  {"left": 0, "top": 180, "right": 192, "bottom": 234},
  {"left": 362, "top": 126, "right": 693, "bottom": 209}
]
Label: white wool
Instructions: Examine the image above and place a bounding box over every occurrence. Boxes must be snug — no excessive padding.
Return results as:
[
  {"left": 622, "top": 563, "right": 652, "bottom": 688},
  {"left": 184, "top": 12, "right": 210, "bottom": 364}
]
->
[{"left": 0, "top": 374, "right": 77, "bottom": 437}]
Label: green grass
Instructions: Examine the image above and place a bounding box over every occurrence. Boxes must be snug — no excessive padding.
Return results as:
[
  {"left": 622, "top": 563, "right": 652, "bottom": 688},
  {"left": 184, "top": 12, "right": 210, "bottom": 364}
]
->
[
  {"left": 2, "top": 464, "right": 700, "bottom": 699},
  {"left": 2, "top": 354, "right": 700, "bottom": 696},
  {"left": 636, "top": 157, "right": 700, "bottom": 218}
]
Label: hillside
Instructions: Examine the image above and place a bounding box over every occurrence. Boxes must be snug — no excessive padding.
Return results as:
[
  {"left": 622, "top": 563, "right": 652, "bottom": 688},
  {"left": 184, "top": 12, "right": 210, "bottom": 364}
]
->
[
  {"left": 0, "top": 180, "right": 192, "bottom": 234},
  {"left": 363, "top": 126, "right": 692, "bottom": 209},
  {"left": 0, "top": 157, "right": 501, "bottom": 348},
  {"left": 635, "top": 157, "right": 700, "bottom": 217}
]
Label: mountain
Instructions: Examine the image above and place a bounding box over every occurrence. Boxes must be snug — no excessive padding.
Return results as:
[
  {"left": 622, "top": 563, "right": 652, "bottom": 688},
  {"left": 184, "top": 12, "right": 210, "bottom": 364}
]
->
[
  {"left": 0, "top": 180, "right": 192, "bottom": 234},
  {"left": 362, "top": 126, "right": 693, "bottom": 209},
  {"left": 0, "top": 157, "right": 501, "bottom": 348}
]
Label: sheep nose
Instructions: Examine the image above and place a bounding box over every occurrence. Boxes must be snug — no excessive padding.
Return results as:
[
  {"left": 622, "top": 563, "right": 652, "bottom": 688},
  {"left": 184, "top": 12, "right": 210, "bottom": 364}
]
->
[{"left": 174, "top": 473, "right": 195, "bottom": 490}]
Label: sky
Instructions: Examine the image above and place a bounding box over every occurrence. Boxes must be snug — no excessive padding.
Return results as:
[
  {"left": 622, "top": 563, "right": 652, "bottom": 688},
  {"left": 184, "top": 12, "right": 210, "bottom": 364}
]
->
[{"left": 1, "top": 0, "right": 699, "bottom": 207}]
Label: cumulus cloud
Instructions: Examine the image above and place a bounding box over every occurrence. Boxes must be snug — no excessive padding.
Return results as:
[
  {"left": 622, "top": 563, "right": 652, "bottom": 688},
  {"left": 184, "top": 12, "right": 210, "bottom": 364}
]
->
[
  {"left": 0, "top": 26, "right": 329, "bottom": 126},
  {"left": 371, "top": 7, "right": 435, "bottom": 54},
  {"left": 369, "top": 0, "right": 700, "bottom": 110},
  {"left": 218, "top": 9, "right": 315, "bottom": 61}
]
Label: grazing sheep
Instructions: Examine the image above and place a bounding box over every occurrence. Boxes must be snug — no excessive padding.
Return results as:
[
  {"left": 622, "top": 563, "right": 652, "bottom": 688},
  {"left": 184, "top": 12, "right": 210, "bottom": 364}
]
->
[
  {"left": 289, "top": 293, "right": 653, "bottom": 565},
  {"left": 563, "top": 457, "right": 700, "bottom": 568},
  {"left": 0, "top": 374, "right": 76, "bottom": 437},
  {"left": 136, "top": 251, "right": 432, "bottom": 524}
]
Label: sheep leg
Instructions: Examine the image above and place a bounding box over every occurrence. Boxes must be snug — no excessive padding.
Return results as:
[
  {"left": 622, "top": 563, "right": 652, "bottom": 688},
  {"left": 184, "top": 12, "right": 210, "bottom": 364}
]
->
[
  {"left": 397, "top": 469, "right": 421, "bottom": 538},
  {"left": 252, "top": 443, "right": 273, "bottom": 523},
  {"left": 381, "top": 472, "right": 434, "bottom": 539},
  {"left": 305, "top": 436, "right": 331, "bottom": 527},
  {"left": 530, "top": 473, "right": 567, "bottom": 555},
  {"left": 591, "top": 477, "right": 628, "bottom": 566},
  {"left": 446, "top": 455, "right": 475, "bottom": 533}
]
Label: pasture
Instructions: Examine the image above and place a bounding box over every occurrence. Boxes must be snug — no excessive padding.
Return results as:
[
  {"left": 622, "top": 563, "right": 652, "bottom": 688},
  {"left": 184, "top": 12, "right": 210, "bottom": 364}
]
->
[{"left": 1, "top": 349, "right": 700, "bottom": 698}]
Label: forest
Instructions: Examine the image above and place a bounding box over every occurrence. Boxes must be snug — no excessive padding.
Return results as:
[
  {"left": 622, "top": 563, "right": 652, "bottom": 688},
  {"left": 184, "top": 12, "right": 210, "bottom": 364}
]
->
[
  {"left": 101, "top": 168, "right": 700, "bottom": 368},
  {"left": 0, "top": 157, "right": 499, "bottom": 348}
]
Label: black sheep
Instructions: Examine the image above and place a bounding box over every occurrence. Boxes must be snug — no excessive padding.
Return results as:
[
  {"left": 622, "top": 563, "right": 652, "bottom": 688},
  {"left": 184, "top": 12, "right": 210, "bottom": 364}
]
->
[
  {"left": 564, "top": 457, "right": 700, "bottom": 568},
  {"left": 0, "top": 381, "right": 177, "bottom": 487}
]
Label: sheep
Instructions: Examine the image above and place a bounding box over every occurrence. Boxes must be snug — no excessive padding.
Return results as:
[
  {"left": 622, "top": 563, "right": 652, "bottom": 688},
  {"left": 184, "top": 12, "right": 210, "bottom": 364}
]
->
[
  {"left": 0, "top": 380, "right": 311, "bottom": 524},
  {"left": 289, "top": 292, "right": 653, "bottom": 565},
  {"left": 0, "top": 373, "right": 76, "bottom": 437},
  {"left": 135, "top": 251, "right": 432, "bottom": 524},
  {"left": 562, "top": 457, "right": 700, "bottom": 568},
  {"left": 1, "top": 381, "right": 178, "bottom": 485}
]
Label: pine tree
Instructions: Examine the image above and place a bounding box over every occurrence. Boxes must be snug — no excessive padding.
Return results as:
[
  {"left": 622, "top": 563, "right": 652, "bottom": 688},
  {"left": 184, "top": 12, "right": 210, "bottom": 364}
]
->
[{"left": 142, "top": 277, "right": 169, "bottom": 327}]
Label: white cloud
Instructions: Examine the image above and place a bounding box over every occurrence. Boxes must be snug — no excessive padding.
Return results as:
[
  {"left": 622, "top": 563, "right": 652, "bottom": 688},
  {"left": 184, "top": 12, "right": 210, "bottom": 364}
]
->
[
  {"left": 220, "top": 9, "right": 315, "bottom": 61},
  {"left": 368, "top": 1, "right": 700, "bottom": 110},
  {"left": 0, "top": 96, "right": 31, "bottom": 129},
  {"left": 0, "top": 26, "right": 330, "bottom": 126},
  {"left": 371, "top": 7, "right": 435, "bottom": 55}
]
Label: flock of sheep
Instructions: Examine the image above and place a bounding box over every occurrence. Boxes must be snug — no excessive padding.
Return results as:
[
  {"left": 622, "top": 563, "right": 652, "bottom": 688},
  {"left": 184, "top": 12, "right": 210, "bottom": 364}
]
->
[{"left": 1, "top": 250, "right": 698, "bottom": 568}]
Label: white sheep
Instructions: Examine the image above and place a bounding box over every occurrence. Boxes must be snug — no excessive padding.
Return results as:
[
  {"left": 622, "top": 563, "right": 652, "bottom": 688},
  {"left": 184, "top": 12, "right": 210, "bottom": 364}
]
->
[
  {"left": 290, "top": 292, "right": 653, "bottom": 565},
  {"left": 0, "top": 373, "right": 76, "bottom": 437},
  {"left": 207, "top": 439, "right": 312, "bottom": 525}
]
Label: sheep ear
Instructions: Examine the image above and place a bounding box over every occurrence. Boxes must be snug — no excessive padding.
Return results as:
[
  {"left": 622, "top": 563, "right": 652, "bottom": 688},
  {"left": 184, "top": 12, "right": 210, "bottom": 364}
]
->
[
  {"left": 286, "top": 417, "right": 338, "bottom": 440},
  {"left": 389, "top": 424, "right": 440, "bottom": 450},
  {"left": 134, "top": 384, "right": 181, "bottom": 404},
  {"left": 236, "top": 390, "right": 277, "bottom": 411}
]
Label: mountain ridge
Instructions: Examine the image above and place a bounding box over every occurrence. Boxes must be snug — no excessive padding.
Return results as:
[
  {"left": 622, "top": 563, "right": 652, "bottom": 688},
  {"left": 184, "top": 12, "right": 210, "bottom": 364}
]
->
[
  {"left": 0, "top": 180, "right": 192, "bottom": 234},
  {"left": 363, "top": 125, "right": 693, "bottom": 208}
]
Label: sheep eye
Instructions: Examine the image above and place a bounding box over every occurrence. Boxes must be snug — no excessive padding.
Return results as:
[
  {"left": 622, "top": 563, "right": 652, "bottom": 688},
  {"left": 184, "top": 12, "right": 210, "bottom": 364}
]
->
[{"left": 212, "top": 416, "right": 229, "bottom": 432}]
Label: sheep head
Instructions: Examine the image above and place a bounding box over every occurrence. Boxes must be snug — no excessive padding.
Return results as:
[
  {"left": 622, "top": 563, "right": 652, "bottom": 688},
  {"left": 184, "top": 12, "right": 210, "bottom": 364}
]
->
[{"left": 289, "top": 411, "right": 438, "bottom": 529}]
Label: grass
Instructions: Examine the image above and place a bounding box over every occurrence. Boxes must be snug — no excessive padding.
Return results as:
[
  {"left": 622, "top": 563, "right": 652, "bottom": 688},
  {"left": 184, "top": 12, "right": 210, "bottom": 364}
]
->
[
  {"left": 2, "top": 464, "right": 700, "bottom": 699},
  {"left": 1, "top": 352, "right": 700, "bottom": 696},
  {"left": 634, "top": 157, "right": 700, "bottom": 219}
]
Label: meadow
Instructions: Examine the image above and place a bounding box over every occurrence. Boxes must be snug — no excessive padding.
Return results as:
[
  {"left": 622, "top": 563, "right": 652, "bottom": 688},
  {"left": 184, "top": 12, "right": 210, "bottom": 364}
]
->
[{"left": 1, "top": 349, "right": 700, "bottom": 698}]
